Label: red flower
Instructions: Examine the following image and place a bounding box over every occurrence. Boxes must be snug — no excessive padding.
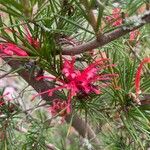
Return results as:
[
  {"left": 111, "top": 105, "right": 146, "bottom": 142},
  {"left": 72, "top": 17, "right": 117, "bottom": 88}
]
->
[
  {"left": 0, "top": 43, "right": 28, "bottom": 56},
  {"left": 33, "top": 58, "right": 117, "bottom": 114},
  {"left": 50, "top": 99, "right": 68, "bottom": 117},
  {"left": 135, "top": 58, "right": 150, "bottom": 97},
  {"left": 62, "top": 57, "right": 80, "bottom": 80},
  {"left": 129, "top": 29, "right": 140, "bottom": 41},
  {"left": 106, "top": 8, "right": 122, "bottom": 27}
]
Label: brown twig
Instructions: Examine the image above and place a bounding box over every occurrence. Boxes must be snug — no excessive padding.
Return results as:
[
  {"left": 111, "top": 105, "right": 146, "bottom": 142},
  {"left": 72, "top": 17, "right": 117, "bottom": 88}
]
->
[{"left": 62, "top": 11, "right": 150, "bottom": 55}]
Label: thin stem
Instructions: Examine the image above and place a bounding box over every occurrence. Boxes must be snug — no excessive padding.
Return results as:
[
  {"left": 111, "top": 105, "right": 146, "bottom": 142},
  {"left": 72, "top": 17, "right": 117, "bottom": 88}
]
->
[{"left": 80, "top": 0, "right": 97, "bottom": 33}]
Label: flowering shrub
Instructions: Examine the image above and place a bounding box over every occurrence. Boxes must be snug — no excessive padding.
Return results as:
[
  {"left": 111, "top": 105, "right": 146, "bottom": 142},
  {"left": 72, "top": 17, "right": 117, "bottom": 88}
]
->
[
  {"left": 0, "top": 1, "right": 150, "bottom": 149},
  {"left": 0, "top": 26, "right": 40, "bottom": 57},
  {"left": 106, "top": 8, "right": 140, "bottom": 42}
]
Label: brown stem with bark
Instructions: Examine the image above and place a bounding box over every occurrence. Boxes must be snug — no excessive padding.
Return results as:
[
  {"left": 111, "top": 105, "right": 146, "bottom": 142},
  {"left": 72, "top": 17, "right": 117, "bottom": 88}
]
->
[{"left": 62, "top": 11, "right": 150, "bottom": 55}]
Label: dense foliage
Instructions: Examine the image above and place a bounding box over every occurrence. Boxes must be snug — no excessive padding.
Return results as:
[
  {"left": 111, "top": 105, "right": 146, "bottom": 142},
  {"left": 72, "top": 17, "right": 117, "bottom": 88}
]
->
[{"left": 0, "top": 0, "right": 150, "bottom": 149}]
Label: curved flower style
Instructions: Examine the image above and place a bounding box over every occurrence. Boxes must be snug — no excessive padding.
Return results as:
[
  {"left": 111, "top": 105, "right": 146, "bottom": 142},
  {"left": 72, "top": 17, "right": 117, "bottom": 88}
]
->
[
  {"left": 24, "top": 26, "right": 40, "bottom": 49},
  {"left": 0, "top": 43, "right": 28, "bottom": 56},
  {"left": 135, "top": 58, "right": 150, "bottom": 97},
  {"left": 33, "top": 58, "right": 117, "bottom": 114}
]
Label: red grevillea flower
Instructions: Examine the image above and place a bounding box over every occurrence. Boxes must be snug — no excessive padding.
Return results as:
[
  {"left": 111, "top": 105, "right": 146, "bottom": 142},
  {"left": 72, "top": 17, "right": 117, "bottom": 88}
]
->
[
  {"left": 135, "top": 58, "right": 150, "bottom": 97},
  {"left": 129, "top": 29, "right": 140, "bottom": 41},
  {"left": 106, "top": 8, "right": 122, "bottom": 27},
  {"left": 0, "top": 43, "right": 28, "bottom": 56},
  {"left": 50, "top": 99, "right": 68, "bottom": 117},
  {"left": 33, "top": 58, "right": 117, "bottom": 113}
]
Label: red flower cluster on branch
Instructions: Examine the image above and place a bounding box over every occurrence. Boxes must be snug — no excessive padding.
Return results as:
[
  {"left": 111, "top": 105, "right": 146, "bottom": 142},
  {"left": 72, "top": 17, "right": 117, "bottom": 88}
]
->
[
  {"left": 0, "top": 43, "right": 28, "bottom": 56},
  {"left": 129, "top": 29, "right": 140, "bottom": 42},
  {"left": 106, "top": 8, "right": 140, "bottom": 42},
  {"left": 106, "top": 8, "right": 123, "bottom": 27},
  {"left": 50, "top": 99, "right": 68, "bottom": 117},
  {"left": 33, "top": 57, "right": 117, "bottom": 115}
]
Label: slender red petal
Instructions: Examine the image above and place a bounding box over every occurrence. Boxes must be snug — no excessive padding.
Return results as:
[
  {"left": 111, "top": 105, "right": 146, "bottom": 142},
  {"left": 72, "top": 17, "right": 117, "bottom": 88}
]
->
[
  {"left": 31, "top": 85, "right": 66, "bottom": 100},
  {"left": 83, "top": 58, "right": 109, "bottom": 72},
  {"left": 31, "top": 89, "right": 52, "bottom": 100},
  {"left": 90, "top": 73, "right": 118, "bottom": 82},
  {"left": 36, "top": 76, "right": 56, "bottom": 81},
  {"left": 36, "top": 75, "right": 65, "bottom": 84}
]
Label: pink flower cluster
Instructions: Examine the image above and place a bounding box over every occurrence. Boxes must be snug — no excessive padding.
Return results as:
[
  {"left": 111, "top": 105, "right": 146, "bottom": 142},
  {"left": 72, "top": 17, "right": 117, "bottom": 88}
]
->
[
  {"left": 106, "top": 8, "right": 140, "bottom": 42},
  {"left": 0, "top": 92, "right": 16, "bottom": 115},
  {"left": 129, "top": 29, "right": 140, "bottom": 42},
  {"left": 62, "top": 58, "right": 110, "bottom": 95},
  {"left": 50, "top": 99, "right": 68, "bottom": 117},
  {"left": 106, "top": 8, "right": 122, "bottom": 27},
  {"left": 0, "top": 43, "right": 28, "bottom": 56},
  {"left": 33, "top": 57, "right": 117, "bottom": 115}
]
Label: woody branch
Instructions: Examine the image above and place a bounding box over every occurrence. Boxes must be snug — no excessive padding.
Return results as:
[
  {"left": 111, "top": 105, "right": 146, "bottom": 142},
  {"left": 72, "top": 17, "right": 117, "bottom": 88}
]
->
[{"left": 62, "top": 11, "right": 150, "bottom": 55}]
